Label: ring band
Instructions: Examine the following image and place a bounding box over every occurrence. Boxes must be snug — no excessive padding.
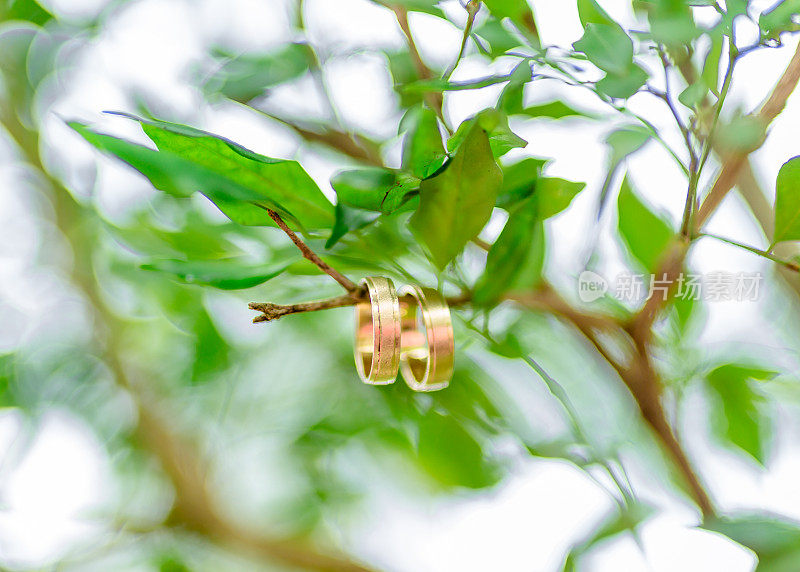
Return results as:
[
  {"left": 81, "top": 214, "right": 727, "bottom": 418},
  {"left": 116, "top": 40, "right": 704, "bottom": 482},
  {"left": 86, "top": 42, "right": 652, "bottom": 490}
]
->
[
  {"left": 354, "top": 277, "right": 401, "bottom": 385},
  {"left": 398, "top": 285, "right": 454, "bottom": 391}
]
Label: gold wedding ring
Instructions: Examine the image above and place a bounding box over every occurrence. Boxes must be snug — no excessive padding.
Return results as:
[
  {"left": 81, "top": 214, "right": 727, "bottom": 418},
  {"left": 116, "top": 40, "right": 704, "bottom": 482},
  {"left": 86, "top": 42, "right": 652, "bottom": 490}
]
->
[
  {"left": 398, "top": 285, "right": 454, "bottom": 391},
  {"left": 354, "top": 277, "right": 401, "bottom": 384}
]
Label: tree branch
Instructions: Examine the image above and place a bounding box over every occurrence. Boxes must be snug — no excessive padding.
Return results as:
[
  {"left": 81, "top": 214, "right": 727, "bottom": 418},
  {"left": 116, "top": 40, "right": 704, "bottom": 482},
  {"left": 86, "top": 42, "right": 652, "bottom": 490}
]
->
[{"left": 260, "top": 207, "right": 360, "bottom": 293}]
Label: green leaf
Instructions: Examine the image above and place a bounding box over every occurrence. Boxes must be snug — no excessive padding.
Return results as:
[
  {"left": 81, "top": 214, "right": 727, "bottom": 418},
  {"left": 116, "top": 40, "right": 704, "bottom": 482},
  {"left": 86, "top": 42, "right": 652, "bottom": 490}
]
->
[
  {"left": 596, "top": 63, "right": 648, "bottom": 99},
  {"left": 705, "top": 364, "right": 775, "bottom": 464},
  {"left": 400, "top": 106, "right": 447, "bottom": 179},
  {"left": 370, "top": 0, "right": 443, "bottom": 16},
  {"left": 475, "top": 18, "right": 523, "bottom": 57},
  {"left": 617, "top": 176, "right": 674, "bottom": 272},
  {"left": 331, "top": 168, "right": 420, "bottom": 214},
  {"left": 704, "top": 515, "right": 800, "bottom": 571},
  {"left": 326, "top": 203, "right": 380, "bottom": 248},
  {"left": 573, "top": 23, "right": 634, "bottom": 76},
  {"left": 564, "top": 503, "right": 653, "bottom": 570},
  {"left": 447, "top": 108, "right": 527, "bottom": 158},
  {"left": 203, "top": 43, "right": 309, "bottom": 102},
  {"left": 714, "top": 115, "right": 766, "bottom": 154},
  {"left": 482, "top": 0, "right": 539, "bottom": 44},
  {"left": 113, "top": 113, "right": 334, "bottom": 230},
  {"left": 141, "top": 258, "right": 292, "bottom": 290},
  {"left": 519, "top": 100, "right": 593, "bottom": 120},
  {"left": 416, "top": 411, "right": 501, "bottom": 489},
  {"left": 537, "top": 177, "right": 586, "bottom": 219},
  {"left": 402, "top": 74, "right": 513, "bottom": 94},
  {"left": 495, "top": 157, "right": 548, "bottom": 208},
  {"left": 577, "top": 0, "right": 615, "bottom": 27},
  {"left": 497, "top": 60, "right": 532, "bottom": 116},
  {"left": 473, "top": 196, "right": 545, "bottom": 305},
  {"left": 637, "top": 0, "right": 700, "bottom": 45},
  {"left": 606, "top": 125, "right": 652, "bottom": 163},
  {"left": 702, "top": 28, "right": 723, "bottom": 95},
  {"left": 410, "top": 122, "right": 503, "bottom": 269},
  {"left": 678, "top": 81, "right": 708, "bottom": 109},
  {"left": 773, "top": 157, "right": 800, "bottom": 245},
  {"left": 760, "top": 0, "right": 800, "bottom": 39},
  {"left": 0, "top": 0, "right": 52, "bottom": 25}
]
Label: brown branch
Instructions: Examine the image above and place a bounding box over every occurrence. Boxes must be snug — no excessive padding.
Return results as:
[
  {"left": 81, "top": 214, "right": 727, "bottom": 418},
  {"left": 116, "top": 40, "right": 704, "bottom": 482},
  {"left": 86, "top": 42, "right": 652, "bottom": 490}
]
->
[
  {"left": 390, "top": 5, "right": 447, "bottom": 128},
  {"left": 250, "top": 291, "right": 472, "bottom": 324},
  {"left": 696, "top": 41, "right": 800, "bottom": 226},
  {"left": 261, "top": 207, "right": 359, "bottom": 293}
]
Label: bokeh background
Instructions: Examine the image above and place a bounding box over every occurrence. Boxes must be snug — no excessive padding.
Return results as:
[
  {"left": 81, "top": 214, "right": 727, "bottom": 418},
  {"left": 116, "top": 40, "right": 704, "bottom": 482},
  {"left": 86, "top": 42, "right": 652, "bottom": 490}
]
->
[{"left": 1, "top": 0, "right": 800, "bottom": 570}]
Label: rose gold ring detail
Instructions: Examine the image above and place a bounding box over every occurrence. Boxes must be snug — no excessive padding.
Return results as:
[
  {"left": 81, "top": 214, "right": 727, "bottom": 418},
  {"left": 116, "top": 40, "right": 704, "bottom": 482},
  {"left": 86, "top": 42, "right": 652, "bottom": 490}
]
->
[
  {"left": 354, "top": 276, "right": 401, "bottom": 385},
  {"left": 398, "top": 285, "right": 454, "bottom": 391}
]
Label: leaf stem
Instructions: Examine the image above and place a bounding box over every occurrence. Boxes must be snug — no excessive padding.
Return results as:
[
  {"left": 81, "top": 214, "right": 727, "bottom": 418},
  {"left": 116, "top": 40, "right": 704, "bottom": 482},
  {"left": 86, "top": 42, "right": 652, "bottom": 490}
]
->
[{"left": 443, "top": 1, "right": 481, "bottom": 81}]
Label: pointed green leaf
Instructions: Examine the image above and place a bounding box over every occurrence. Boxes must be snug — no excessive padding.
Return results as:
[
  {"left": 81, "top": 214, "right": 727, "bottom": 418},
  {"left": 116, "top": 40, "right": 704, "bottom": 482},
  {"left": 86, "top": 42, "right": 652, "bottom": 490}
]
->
[
  {"left": 577, "top": 0, "right": 615, "bottom": 27},
  {"left": 495, "top": 157, "right": 548, "bottom": 208},
  {"left": 760, "top": 0, "right": 800, "bottom": 39},
  {"left": 774, "top": 157, "right": 800, "bottom": 245},
  {"left": 704, "top": 515, "right": 800, "bottom": 570},
  {"left": 473, "top": 196, "right": 545, "bottom": 305},
  {"left": 537, "top": 177, "right": 586, "bottom": 219},
  {"left": 331, "top": 168, "right": 420, "bottom": 214},
  {"left": 705, "top": 364, "right": 775, "bottom": 464},
  {"left": 597, "top": 63, "right": 648, "bottom": 99},
  {"left": 141, "top": 258, "right": 292, "bottom": 290},
  {"left": 617, "top": 176, "right": 674, "bottom": 272},
  {"left": 447, "top": 108, "right": 527, "bottom": 158},
  {"left": 411, "top": 122, "right": 502, "bottom": 268},
  {"left": 400, "top": 106, "right": 447, "bottom": 179},
  {"left": 573, "top": 23, "right": 634, "bottom": 76},
  {"left": 204, "top": 43, "right": 310, "bottom": 102}
]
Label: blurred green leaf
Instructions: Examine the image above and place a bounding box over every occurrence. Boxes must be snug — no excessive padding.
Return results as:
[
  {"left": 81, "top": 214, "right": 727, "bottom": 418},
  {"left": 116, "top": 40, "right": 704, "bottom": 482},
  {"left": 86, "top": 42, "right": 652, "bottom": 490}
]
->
[
  {"left": 573, "top": 23, "right": 633, "bottom": 76},
  {"left": 448, "top": 108, "right": 527, "bottom": 158},
  {"left": 636, "top": 0, "right": 699, "bottom": 45},
  {"left": 617, "top": 176, "right": 674, "bottom": 272},
  {"left": 417, "top": 411, "right": 501, "bottom": 489},
  {"left": 497, "top": 60, "right": 532, "bottom": 116},
  {"left": 679, "top": 81, "right": 708, "bottom": 109},
  {"left": 564, "top": 503, "right": 653, "bottom": 570},
  {"left": 714, "top": 115, "right": 766, "bottom": 154},
  {"left": 204, "top": 43, "right": 309, "bottom": 102},
  {"left": 702, "top": 28, "right": 723, "bottom": 95},
  {"left": 577, "top": 0, "right": 616, "bottom": 27},
  {"left": 482, "top": 0, "right": 539, "bottom": 43},
  {"left": 326, "top": 203, "right": 380, "bottom": 248},
  {"left": 597, "top": 63, "right": 648, "bottom": 98},
  {"left": 520, "top": 100, "right": 594, "bottom": 120},
  {"left": 475, "top": 18, "right": 523, "bottom": 57},
  {"left": 473, "top": 195, "right": 545, "bottom": 305},
  {"left": 760, "top": 1, "right": 800, "bottom": 39},
  {"left": 773, "top": 156, "right": 800, "bottom": 245},
  {"left": 141, "top": 258, "right": 292, "bottom": 290},
  {"left": 705, "top": 515, "right": 800, "bottom": 571},
  {"left": 495, "top": 157, "right": 548, "bottom": 208},
  {"left": 402, "top": 74, "right": 512, "bottom": 94},
  {"left": 411, "top": 121, "right": 502, "bottom": 268},
  {"left": 606, "top": 125, "right": 652, "bottom": 163},
  {"left": 400, "top": 105, "right": 447, "bottom": 179},
  {"left": 370, "top": 0, "right": 443, "bottom": 16},
  {"left": 191, "top": 306, "right": 230, "bottom": 384},
  {"left": 0, "top": 354, "right": 15, "bottom": 408},
  {"left": 705, "top": 364, "right": 775, "bottom": 464},
  {"left": 537, "top": 177, "right": 586, "bottom": 219},
  {"left": 0, "top": 0, "right": 52, "bottom": 25},
  {"left": 331, "top": 168, "right": 420, "bottom": 214}
]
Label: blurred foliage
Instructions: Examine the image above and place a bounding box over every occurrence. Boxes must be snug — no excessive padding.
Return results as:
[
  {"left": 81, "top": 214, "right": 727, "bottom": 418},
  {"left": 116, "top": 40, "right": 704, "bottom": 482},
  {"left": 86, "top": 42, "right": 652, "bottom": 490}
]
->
[{"left": 2, "top": 0, "right": 800, "bottom": 571}]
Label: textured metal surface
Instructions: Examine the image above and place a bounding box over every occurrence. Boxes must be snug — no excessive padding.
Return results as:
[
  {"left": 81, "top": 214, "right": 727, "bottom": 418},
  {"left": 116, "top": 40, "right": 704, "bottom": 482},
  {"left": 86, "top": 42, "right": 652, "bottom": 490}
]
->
[
  {"left": 354, "top": 276, "right": 401, "bottom": 385},
  {"left": 398, "top": 285, "right": 454, "bottom": 392}
]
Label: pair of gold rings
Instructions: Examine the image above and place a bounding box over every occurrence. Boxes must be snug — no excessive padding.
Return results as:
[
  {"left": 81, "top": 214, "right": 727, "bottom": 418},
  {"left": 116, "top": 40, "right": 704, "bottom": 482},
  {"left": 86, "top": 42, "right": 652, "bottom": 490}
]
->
[{"left": 354, "top": 277, "right": 454, "bottom": 391}]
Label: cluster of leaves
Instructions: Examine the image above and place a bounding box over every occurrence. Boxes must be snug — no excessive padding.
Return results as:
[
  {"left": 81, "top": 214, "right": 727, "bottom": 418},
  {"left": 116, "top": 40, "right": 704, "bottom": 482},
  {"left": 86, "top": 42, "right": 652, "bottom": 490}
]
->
[{"left": 4, "top": 0, "right": 800, "bottom": 570}]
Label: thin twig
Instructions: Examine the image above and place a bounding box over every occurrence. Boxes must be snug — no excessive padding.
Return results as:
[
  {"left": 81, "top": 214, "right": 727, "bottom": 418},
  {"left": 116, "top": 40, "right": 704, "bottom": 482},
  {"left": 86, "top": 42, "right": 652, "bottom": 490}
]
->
[
  {"left": 443, "top": 1, "right": 481, "bottom": 81},
  {"left": 260, "top": 207, "right": 359, "bottom": 293},
  {"left": 698, "top": 232, "right": 800, "bottom": 272}
]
